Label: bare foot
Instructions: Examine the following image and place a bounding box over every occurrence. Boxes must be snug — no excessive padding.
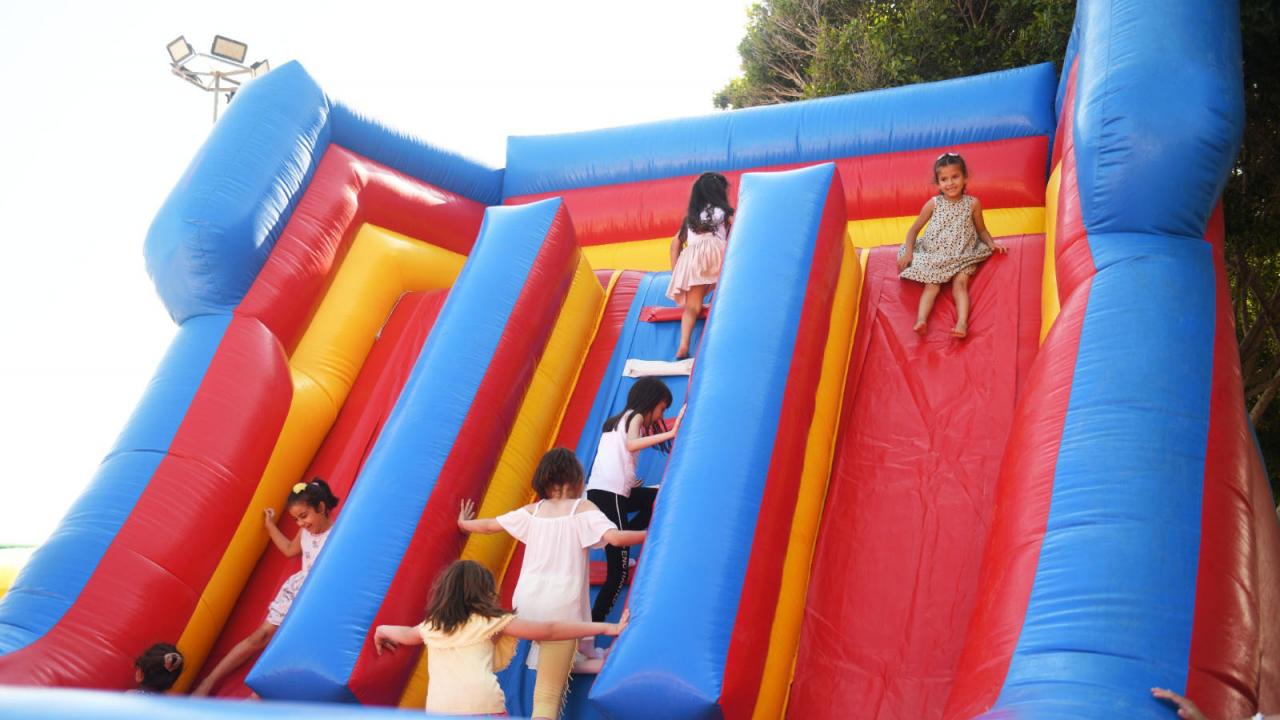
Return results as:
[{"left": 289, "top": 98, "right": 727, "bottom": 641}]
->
[
  {"left": 913, "top": 319, "right": 926, "bottom": 335},
  {"left": 675, "top": 346, "right": 690, "bottom": 360},
  {"left": 951, "top": 323, "right": 968, "bottom": 338}
]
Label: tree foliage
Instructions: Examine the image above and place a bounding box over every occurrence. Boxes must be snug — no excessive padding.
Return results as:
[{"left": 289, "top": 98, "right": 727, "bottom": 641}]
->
[
  {"left": 718, "top": 0, "right": 1280, "bottom": 495},
  {"left": 715, "top": 0, "right": 1074, "bottom": 108}
]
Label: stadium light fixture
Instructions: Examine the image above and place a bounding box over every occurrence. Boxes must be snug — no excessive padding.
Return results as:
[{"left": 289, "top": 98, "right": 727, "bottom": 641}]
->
[{"left": 166, "top": 34, "right": 270, "bottom": 123}]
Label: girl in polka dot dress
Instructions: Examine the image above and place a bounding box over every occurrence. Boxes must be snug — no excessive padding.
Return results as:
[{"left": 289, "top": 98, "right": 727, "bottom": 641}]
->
[{"left": 897, "top": 152, "right": 1007, "bottom": 337}]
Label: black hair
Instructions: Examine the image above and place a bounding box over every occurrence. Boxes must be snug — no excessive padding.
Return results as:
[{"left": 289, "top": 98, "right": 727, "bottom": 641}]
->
[
  {"left": 603, "top": 378, "right": 675, "bottom": 454},
  {"left": 287, "top": 477, "right": 340, "bottom": 516},
  {"left": 424, "top": 560, "right": 509, "bottom": 635},
  {"left": 135, "top": 643, "right": 183, "bottom": 692},
  {"left": 531, "top": 448, "right": 586, "bottom": 499},
  {"left": 678, "top": 172, "right": 735, "bottom": 244},
  {"left": 933, "top": 152, "right": 969, "bottom": 188}
]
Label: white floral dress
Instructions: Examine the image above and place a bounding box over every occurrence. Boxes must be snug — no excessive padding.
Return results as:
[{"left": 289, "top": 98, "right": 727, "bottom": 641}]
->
[{"left": 898, "top": 194, "right": 991, "bottom": 284}]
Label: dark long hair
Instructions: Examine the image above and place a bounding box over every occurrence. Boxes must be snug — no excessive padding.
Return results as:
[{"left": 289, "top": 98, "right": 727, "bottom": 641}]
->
[
  {"left": 531, "top": 448, "right": 586, "bottom": 499},
  {"left": 135, "top": 643, "right": 183, "bottom": 692},
  {"left": 424, "top": 560, "right": 509, "bottom": 635},
  {"left": 287, "top": 477, "right": 340, "bottom": 516},
  {"left": 678, "top": 172, "right": 735, "bottom": 243},
  {"left": 603, "top": 377, "right": 675, "bottom": 454}
]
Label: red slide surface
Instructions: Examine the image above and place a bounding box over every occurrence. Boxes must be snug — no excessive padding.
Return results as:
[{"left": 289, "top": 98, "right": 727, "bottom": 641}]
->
[
  {"left": 787, "top": 237, "right": 1042, "bottom": 719},
  {"left": 197, "top": 290, "right": 447, "bottom": 698}
]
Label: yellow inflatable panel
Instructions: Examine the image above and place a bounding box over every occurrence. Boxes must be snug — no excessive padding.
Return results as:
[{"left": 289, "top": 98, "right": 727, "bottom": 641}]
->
[
  {"left": 398, "top": 255, "right": 607, "bottom": 708},
  {"left": 0, "top": 547, "right": 33, "bottom": 601},
  {"left": 1041, "top": 164, "right": 1063, "bottom": 343},
  {"left": 846, "top": 206, "right": 1045, "bottom": 249},
  {"left": 583, "top": 238, "right": 671, "bottom": 272},
  {"left": 753, "top": 238, "right": 865, "bottom": 720},
  {"left": 174, "top": 224, "right": 465, "bottom": 690}
]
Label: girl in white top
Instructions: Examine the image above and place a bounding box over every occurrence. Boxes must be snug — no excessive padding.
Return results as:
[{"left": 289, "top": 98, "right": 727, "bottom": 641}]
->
[
  {"left": 585, "top": 377, "right": 684, "bottom": 623},
  {"left": 192, "top": 478, "right": 338, "bottom": 697},
  {"left": 458, "top": 449, "right": 646, "bottom": 720},
  {"left": 373, "top": 560, "right": 627, "bottom": 716}
]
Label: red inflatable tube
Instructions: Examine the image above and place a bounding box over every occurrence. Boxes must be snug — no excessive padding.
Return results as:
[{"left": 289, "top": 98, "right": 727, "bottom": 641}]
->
[
  {"left": 344, "top": 204, "right": 582, "bottom": 705},
  {"left": 505, "top": 137, "right": 1046, "bottom": 247},
  {"left": 198, "top": 291, "right": 447, "bottom": 698},
  {"left": 0, "top": 316, "right": 292, "bottom": 687},
  {"left": 1186, "top": 205, "right": 1280, "bottom": 718},
  {"left": 237, "top": 146, "right": 487, "bottom": 353}
]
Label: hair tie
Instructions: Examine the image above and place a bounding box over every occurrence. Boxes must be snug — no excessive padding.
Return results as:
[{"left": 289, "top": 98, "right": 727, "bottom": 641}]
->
[
  {"left": 292, "top": 482, "right": 308, "bottom": 494},
  {"left": 163, "top": 652, "right": 182, "bottom": 671}
]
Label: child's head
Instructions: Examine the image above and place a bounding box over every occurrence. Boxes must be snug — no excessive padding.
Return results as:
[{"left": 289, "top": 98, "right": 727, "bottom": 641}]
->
[
  {"left": 685, "top": 171, "right": 735, "bottom": 235},
  {"left": 933, "top": 152, "right": 968, "bottom": 195},
  {"left": 134, "top": 643, "right": 183, "bottom": 693},
  {"left": 626, "top": 377, "right": 673, "bottom": 424},
  {"left": 531, "top": 448, "right": 586, "bottom": 499},
  {"left": 424, "top": 560, "right": 507, "bottom": 634},
  {"left": 287, "top": 477, "right": 340, "bottom": 530}
]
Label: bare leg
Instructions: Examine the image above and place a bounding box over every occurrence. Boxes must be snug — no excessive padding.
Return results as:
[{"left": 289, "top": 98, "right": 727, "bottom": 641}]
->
[
  {"left": 915, "top": 283, "right": 941, "bottom": 334},
  {"left": 952, "top": 272, "right": 971, "bottom": 337},
  {"left": 676, "top": 285, "right": 708, "bottom": 359},
  {"left": 191, "top": 623, "right": 277, "bottom": 697}
]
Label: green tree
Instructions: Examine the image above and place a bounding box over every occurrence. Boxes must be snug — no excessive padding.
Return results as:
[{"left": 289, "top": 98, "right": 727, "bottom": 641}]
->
[{"left": 715, "top": 1, "right": 1074, "bottom": 108}]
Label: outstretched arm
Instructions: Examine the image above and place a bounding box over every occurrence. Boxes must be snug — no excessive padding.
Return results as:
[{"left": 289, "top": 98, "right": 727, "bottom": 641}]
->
[
  {"left": 972, "top": 198, "right": 1006, "bottom": 253},
  {"left": 374, "top": 624, "right": 424, "bottom": 655},
  {"left": 898, "top": 199, "right": 935, "bottom": 270},
  {"left": 505, "top": 609, "right": 628, "bottom": 642},
  {"left": 263, "top": 508, "right": 300, "bottom": 557},
  {"left": 458, "top": 499, "right": 505, "bottom": 535},
  {"left": 603, "top": 528, "right": 647, "bottom": 547}
]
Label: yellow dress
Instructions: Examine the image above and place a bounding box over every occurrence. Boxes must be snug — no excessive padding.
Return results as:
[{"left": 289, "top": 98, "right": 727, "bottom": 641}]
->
[{"left": 418, "top": 614, "right": 518, "bottom": 715}]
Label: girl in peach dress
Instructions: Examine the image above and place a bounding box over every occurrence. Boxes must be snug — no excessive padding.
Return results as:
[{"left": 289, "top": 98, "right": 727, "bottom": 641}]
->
[{"left": 667, "top": 172, "right": 734, "bottom": 359}]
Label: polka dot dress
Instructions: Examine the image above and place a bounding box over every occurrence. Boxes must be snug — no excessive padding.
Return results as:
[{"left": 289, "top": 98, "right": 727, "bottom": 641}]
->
[{"left": 898, "top": 194, "right": 991, "bottom": 284}]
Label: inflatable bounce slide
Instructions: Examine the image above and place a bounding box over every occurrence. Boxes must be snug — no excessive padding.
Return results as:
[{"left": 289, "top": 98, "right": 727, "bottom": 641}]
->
[{"left": 0, "top": 0, "right": 1276, "bottom": 718}]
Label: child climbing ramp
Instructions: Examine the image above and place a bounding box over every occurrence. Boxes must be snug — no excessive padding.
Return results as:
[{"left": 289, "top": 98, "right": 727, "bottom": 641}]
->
[
  {"left": 668, "top": 172, "right": 734, "bottom": 359},
  {"left": 897, "top": 152, "right": 1007, "bottom": 338},
  {"left": 458, "top": 449, "right": 647, "bottom": 720},
  {"left": 373, "top": 560, "right": 627, "bottom": 717}
]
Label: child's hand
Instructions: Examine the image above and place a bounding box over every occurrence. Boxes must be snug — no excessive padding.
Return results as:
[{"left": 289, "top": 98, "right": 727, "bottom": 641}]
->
[
  {"left": 373, "top": 626, "right": 398, "bottom": 656},
  {"left": 458, "top": 499, "right": 477, "bottom": 527},
  {"left": 263, "top": 508, "right": 276, "bottom": 527},
  {"left": 991, "top": 240, "right": 1009, "bottom": 254},
  {"left": 897, "top": 251, "right": 913, "bottom": 271},
  {"left": 672, "top": 404, "right": 687, "bottom": 434},
  {"left": 607, "top": 608, "right": 630, "bottom": 636},
  {"left": 1150, "top": 688, "right": 1207, "bottom": 720}
]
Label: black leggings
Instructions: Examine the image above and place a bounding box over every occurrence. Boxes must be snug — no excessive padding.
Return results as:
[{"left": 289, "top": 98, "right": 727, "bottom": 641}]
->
[{"left": 588, "top": 487, "right": 657, "bottom": 622}]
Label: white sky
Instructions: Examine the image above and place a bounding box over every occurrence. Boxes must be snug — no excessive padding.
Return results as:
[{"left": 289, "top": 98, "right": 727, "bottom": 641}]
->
[{"left": 0, "top": 0, "right": 752, "bottom": 545}]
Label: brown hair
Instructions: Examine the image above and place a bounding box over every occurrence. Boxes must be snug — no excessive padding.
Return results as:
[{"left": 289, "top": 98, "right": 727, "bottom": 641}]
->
[
  {"left": 424, "top": 560, "right": 509, "bottom": 635},
  {"left": 530, "top": 448, "right": 585, "bottom": 499},
  {"left": 933, "top": 152, "right": 969, "bottom": 184},
  {"left": 135, "top": 642, "right": 183, "bottom": 692}
]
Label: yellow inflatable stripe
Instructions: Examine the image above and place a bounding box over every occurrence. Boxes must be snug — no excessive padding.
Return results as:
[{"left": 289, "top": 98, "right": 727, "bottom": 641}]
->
[
  {"left": 397, "top": 254, "right": 606, "bottom": 709},
  {"left": 753, "top": 237, "right": 864, "bottom": 720},
  {"left": 575, "top": 207, "right": 1044, "bottom": 273},
  {"left": 173, "top": 225, "right": 465, "bottom": 691},
  {"left": 846, "top": 207, "right": 1045, "bottom": 249},
  {"left": 1041, "top": 165, "right": 1063, "bottom": 344},
  {"left": 583, "top": 238, "right": 671, "bottom": 272}
]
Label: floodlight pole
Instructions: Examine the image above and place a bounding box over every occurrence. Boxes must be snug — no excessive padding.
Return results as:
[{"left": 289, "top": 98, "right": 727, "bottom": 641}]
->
[
  {"left": 213, "top": 72, "right": 220, "bottom": 122},
  {"left": 167, "top": 36, "right": 267, "bottom": 124}
]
